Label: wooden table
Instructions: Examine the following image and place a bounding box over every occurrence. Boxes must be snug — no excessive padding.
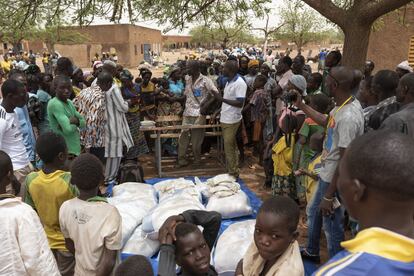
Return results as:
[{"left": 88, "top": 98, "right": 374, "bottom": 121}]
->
[{"left": 140, "top": 124, "right": 223, "bottom": 177}]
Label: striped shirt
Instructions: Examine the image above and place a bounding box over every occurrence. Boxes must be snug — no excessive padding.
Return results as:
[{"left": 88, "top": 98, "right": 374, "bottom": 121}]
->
[
  {"left": 314, "top": 227, "right": 414, "bottom": 276},
  {"left": 104, "top": 84, "right": 133, "bottom": 157}
]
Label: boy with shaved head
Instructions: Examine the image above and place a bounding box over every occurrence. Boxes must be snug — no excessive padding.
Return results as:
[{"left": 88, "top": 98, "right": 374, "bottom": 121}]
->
[{"left": 314, "top": 130, "right": 414, "bottom": 275}]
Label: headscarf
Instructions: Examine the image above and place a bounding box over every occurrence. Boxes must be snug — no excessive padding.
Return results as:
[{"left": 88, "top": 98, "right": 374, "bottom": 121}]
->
[
  {"left": 120, "top": 69, "right": 133, "bottom": 80},
  {"left": 93, "top": 61, "right": 103, "bottom": 70},
  {"left": 397, "top": 60, "right": 413, "bottom": 72},
  {"left": 262, "top": 61, "right": 273, "bottom": 70},
  {"left": 289, "top": 74, "right": 307, "bottom": 94},
  {"left": 248, "top": 59, "right": 260, "bottom": 68}
]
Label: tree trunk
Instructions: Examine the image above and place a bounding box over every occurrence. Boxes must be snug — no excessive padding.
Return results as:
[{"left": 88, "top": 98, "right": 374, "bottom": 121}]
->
[
  {"left": 263, "top": 34, "right": 268, "bottom": 54},
  {"left": 341, "top": 21, "right": 372, "bottom": 70}
]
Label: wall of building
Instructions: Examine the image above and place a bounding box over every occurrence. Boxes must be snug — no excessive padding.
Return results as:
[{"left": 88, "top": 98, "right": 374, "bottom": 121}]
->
[
  {"left": 367, "top": 4, "right": 414, "bottom": 71},
  {"left": 162, "top": 35, "right": 193, "bottom": 49},
  {"left": 55, "top": 43, "right": 102, "bottom": 68},
  {"left": 128, "top": 25, "right": 163, "bottom": 66}
]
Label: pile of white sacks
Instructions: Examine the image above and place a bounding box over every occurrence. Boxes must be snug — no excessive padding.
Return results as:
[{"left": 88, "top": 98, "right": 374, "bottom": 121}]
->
[{"left": 108, "top": 174, "right": 254, "bottom": 266}]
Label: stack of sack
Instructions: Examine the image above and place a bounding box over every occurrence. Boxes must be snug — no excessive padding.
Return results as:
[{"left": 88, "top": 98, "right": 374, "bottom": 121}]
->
[{"left": 197, "top": 174, "right": 253, "bottom": 219}]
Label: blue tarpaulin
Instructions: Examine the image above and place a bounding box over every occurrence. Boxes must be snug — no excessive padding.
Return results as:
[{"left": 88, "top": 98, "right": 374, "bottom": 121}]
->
[{"left": 120, "top": 177, "right": 317, "bottom": 275}]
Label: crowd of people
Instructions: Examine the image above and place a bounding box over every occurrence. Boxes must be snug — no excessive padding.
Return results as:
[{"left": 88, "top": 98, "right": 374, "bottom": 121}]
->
[{"left": 1, "top": 45, "right": 414, "bottom": 276}]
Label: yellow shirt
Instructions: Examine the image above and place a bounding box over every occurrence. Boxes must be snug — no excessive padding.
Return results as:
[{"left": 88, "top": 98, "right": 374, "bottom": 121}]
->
[
  {"left": 272, "top": 134, "right": 295, "bottom": 176},
  {"left": 72, "top": 86, "right": 81, "bottom": 97},
  {"left": 1, "top": 60, "right": 12, "bottom": 73},
  {"left": 305, "top": 154, "right": 322, "bottom": 202},
  {"left": 25, "top": 170, "right": 78, "bottom": 250}
]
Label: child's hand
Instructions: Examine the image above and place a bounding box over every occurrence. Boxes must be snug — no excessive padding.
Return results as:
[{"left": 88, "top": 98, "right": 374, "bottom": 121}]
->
[{"left": 159, "top": 215, "right": 185, "bottom": 242}]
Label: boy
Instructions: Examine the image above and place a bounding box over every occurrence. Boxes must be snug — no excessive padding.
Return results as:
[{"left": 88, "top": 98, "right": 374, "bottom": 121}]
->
[
  {"left": 115, "top": 255, "right": 154, "bottom": 276},
  {"left": 158, "top": 210, "right": 222, "bottom": 276},
  {"left": 314, "top": 130, "right": 414, "bottom": 275},
  {"left": 236, "top": 196, "right": 304, "bottom": 276},
  {"left": 0, "top": 150, "right": 60, "bottom": 275},
  {"left": 25, "top": 132, "right": 77, "bottom": 275},
  {"left": 59, "top": 153, "right": 122, "bottom": 276},
  {"left": 48, "top": 75, "right": 86, "bottom": 157}
]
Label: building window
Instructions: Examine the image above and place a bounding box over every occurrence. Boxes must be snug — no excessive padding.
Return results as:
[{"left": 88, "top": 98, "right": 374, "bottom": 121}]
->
[
  {"left": 135, "top": 45, "right": 138, "bottom": 55},
  {"left": 141, "top": 44, "right": 143, "bottom": 55}
]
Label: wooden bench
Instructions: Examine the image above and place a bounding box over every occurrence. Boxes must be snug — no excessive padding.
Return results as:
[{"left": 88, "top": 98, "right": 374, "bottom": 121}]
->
[{"left": 140, "top": 115, "right": 224, "bottom": 177}]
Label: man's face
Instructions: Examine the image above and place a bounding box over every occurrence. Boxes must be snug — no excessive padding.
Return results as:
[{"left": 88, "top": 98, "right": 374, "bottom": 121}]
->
[
  {"left": 142, "top": 73, "right": 151, "bottom": 84},
  {"left": 11, "top": 85, "right": 28, "bottom": 108},
  {"left": 240, "top": 59, "right": 249, "bottom": 69},
  {"left": 325, "top": 73, "right": 338, "bottom": 98},
  {"left": 176, "top": 230, "right": 211, "bottom": 275},
  {"left": 98, "top": 80, "right": 113, "bottom": 92},
  {"left": 292, "top": 57, "right": 303, "bottom": 73},
  {"left": 254, "top": 212, "right": 296, "bottom": 261},
  {"left": 55, "top": 81, "right": 73, "bottom": 102},
  {"left": 325, "top": 53, "right": 337, "bottom": 68},
  {"left": 260, "top": 65, "right": 270, "bottom": 77},
  {"left": 73, "top": 70, "right": 84, "bottom": 82}
]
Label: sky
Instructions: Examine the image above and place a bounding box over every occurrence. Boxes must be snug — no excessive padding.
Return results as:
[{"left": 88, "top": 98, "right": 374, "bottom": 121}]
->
[{"left": 87, "top": 0, "right": 284, "bottom": 36}]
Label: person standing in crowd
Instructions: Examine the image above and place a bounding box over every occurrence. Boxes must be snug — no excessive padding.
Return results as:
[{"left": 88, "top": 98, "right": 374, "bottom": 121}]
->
[
  {"left": 321, "top": 50, "right": 342, "bottom": 95},
  {"left": 381, "top": 73, "right": 414, "bottom": 138},
  {"left": 0, "top": 150, "right": 61, "bottom": 276},
  {"left": 396, "top": 60, "right": 413, "bottom": 79},
  {"left": 0, "top": 79, "right": 33, "bottom": 195},
  {"left": 315, "top": 131, "right": 414, "bottom": 275},
  {"left": 292, "top": 55, "right": 310, "bottom": 80},
  {"left": 295, "top": 66, "right": 364, "bottom": 260},
  {"left": 265, "top": 49, "right": 275, "bottom": 63},
  {"left": 364, "top": 70, "right": 399, "bottom": 131},
  {"left": 8, "top": 71, "right": 37, "bottom": 167},
  {"left": 74, "top": 72, "right": 112, "bottom": 163},
  {"left": 275, "top": 56, "right": 294, "bottom": 118},
  {"left": 37, "top": 73, "right": 53, "bottom": 135},
  {"left": 307, "top": 73, "right": 323, "bottom": 95},
  {"left": 42, "top": 52, "right": 50, "bottom": 74},
  {"left": 260, "top": 61, "right": 277, "bottom": 137},
  {"left": 364, "top": 60, "right": 375, "bottom": 79},
  {"left": 103, "top": 71, "right": 134, "bottom": 184},
  {"left": 177, "top": 60, "right": 218, "bottom": 168},
  {"left": 1, "top": 54, "right": 13, "bottom": 76},
  {"left": 48, "top": 75, "right": 86, "bottom": 159},
  {"left": 212, "top": 60, "right": 247, "bottom": 178},
  {"left": 139, "top": 69, "right": 158, "bottom": 120},
  {"left": 120, "top": 69, "right": 149, "bottom": 159},
  {"left": 318, "top": 49, "right": 326, "bottom": 72},
  {"left": 71, "top": 67, "right": 86, "bottom": 97},
  {"left": 238, "top": 56, "right": 250, "bottom": 76},
  {"left": 244, "top": 59, "right": 259, "bottom": 92}
]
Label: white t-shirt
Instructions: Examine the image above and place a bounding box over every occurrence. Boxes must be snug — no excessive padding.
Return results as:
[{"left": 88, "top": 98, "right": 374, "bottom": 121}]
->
[
  {"left": 59, "top": 198, "right": 122, "bottom": 276},
  {"left": 0, "top": 106, "right": 30, "bottom": 170},
  {"left": 220, "top": 76, "right": 247, "bottom": 124}
]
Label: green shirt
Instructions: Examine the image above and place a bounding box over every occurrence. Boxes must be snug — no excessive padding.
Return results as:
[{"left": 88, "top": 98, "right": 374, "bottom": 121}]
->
[{"left": 47, "top": 97, "right": 86, "bottom": 155}]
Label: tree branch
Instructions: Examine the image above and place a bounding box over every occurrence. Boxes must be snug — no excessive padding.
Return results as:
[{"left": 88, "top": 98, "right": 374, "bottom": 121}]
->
[
  {"left": 362, "top": 0, "right": 413, "bottom": 23},
  {"left": 301, "top": 0, "right": 346, "bottom": 28}
]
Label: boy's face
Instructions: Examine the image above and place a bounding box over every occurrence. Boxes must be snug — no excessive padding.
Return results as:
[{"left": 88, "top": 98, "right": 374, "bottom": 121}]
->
[
  {"left": 55, "top": 81, "right": 73, "bottom": 102},
  {"left": 176, "top": 230, "right": 211, "bottom": 275},
  {"left": 254, "top": 211, "right": 296, "bottom": 261}
]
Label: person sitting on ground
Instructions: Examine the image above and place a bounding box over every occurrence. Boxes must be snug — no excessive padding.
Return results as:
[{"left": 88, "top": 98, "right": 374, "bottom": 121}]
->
[
  {"left": 0, "top": 150, "right": 60, "bottom": 275},
  {"left": 314, "top": 130, "right": 414, "bottom": 275},
  {"left": 158, "top": 210, "right": 222, "bottom": 276},
  {"left": 235, "top": 196, "right": 304, "bottom": 276},
  {"left": 115, "top": 255, "right": 154, "bottom": 276},
  {"left": 59, "top": 153, "right": 122, "bottom": 276},
  {"left": 47, "top": 75, "right": 86, "bottom": 159},
  {"left": 365, "top": 70, "right": 400, "bottom": 131},
  {"left": 0, "top": 79, "right": 32, "bottom": 195},
  {"left": 396, "top": 60, "right": 413, "bottom": 79},
  {"left": 381, "top": 73, "right": 414, "bottom": 139},
  {"left": 307, "top": 73, "right": 323, "bottom": 95},
  {"left": 25, "top": 132, "right": 77, "bottom": 275}
]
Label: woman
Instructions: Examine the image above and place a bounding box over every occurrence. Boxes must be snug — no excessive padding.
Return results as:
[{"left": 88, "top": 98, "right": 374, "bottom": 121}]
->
[
  {"left": 139, "top": 69, "right": 158, "bottom": 120},
  {"left": 120, "top": 69, "right": 149, "bottom": 159}
]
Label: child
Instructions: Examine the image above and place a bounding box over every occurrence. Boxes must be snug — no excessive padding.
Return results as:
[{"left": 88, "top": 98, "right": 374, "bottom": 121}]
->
[
  {"left": 59, "top": 153, "right": 122, "bottom": 276},
  {"left": 272, "top": 114, "right": 298, "bottom": 200},
  {"left": 0, "top": 150, "right": 60, "bottom": 275},
  {"left": 25, "top": 132, "right": 77, "bottom": 276},
  {"left": 236, "top": 196, "right": 304, "bottom": 276},
  {"left": 315, "top": 130, "right": 414, "bottom": 275},
  {"left": 158, "top": 210, "right": 222, "bottom": 276},
  {"left": 295, "top": 132, "right": 324, "bottom": 205},
  {"left": 115, "top": 255, "right": 154, "bottom": 276},
  {"left": 47, "top": 75, "right": 86, "bottom": 157}
]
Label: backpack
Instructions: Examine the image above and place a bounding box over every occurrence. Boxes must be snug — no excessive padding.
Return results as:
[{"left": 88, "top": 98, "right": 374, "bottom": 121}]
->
[{"left": 118, "top": 160, "right": 145, "bottom": 184}]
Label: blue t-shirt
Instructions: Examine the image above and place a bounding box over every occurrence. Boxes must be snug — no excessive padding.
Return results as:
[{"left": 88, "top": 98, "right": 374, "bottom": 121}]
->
[{"left": 168, "top": 80, "right": 184, "bottom": 96}]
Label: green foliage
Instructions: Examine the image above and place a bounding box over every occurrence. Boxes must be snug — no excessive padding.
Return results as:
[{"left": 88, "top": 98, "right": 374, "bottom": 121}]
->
[{"left": 190, "top": 25, "right": 257, "bottom": 48}]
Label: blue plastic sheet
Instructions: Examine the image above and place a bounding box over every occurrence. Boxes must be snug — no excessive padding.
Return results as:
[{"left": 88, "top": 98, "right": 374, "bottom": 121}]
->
[{"left": 120, "top": 177, "right": 317, "bottom": 275}]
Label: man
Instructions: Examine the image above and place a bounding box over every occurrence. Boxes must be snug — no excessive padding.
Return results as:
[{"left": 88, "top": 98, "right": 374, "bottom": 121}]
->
[
  {"left": 1, "top": 54, "right": 13, "bottom": 76},
  {"left": 102, "top": 71, "right": 134, "bottom": 184},
  {"left": 0, "top": 79, "right": 32, "bottom": 195},
  {"left": 73, "top": 72, "right": 112, "bottom": 163},
  {"left": 14, "top": 55, "right": 29, "bottom": 71},
  {"left": 318, "top": 49, "right": 326, "bottom": 72},
  {"left": 275, "top": 56, "right": 294, "bottom": 117},
  {"left": 315, "top": 130, "right": 414, "bottom": 275},
  {"left": 8, "top": 72, "right": 37, "bottom": 166},
  {"left": 292, "top": 55, "right": 310, "bottom": 80},
  {"left": 265, "top": 49, "right": 275, "bottom": 63},
  {"left": 294, "top": 66, "right": 364, "bottom": 260},
  {"left": 307, "top": 73, "right": 323, "bottom": 95},
  {"left": 364, "top": 70, "right": 400, "bottom": 131},
  {"left": 364, "top": 60, "right": 375, "bottom": 79},
  {"left": 177, "top": 60, "right": 218, "bottom": 167},
  {"left": 212, "top": 60, "right": 247, "bottom": 178},
  {"left": 381, "top": 73, "right": 414, "bottom": 138},
  {"left": 396, "top": 60, "right": 413, "bottom": 79},
  {"left": 260, "top": 62, "right": 277, "bottom": 137},
  {"left": 321, "top": 50, "right": 342, "bottom": 95}
]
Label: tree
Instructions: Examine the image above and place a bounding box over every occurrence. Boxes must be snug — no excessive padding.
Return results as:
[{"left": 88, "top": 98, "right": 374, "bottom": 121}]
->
[
  {"left": 278, "top": 0, "right": 321, "bottom": 51},
  {"left": 301, "top": 0, "right": 413, "bottom": 69},
  {"left": 252, "top": 9, "right": 285, "bottom": 53},
  {"left": 34, "top": 25, "right": 90, "bottom": 52}
]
